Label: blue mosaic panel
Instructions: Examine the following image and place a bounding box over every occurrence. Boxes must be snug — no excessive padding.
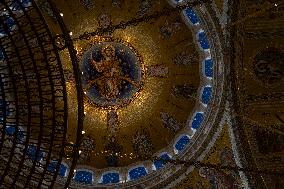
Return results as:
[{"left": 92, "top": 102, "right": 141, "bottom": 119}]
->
[
  {"left": 198, "top": 31, "right": 210, "bottom": 50},
  {"left": 154, "top": 153, "right": 171, "bottom": 170},
  {"left": 175, "top": 135, "right": 190, "bottom": 152},
  {"left": 0, "top": 99, "right": 12, "bottom": 119},
  {"left": 21, "top": 0, "right": 32, "bottom": 8},
  {"left": 192, "top": 112, "right": 204, "bottom": 129},
  {"left": 202, "top": 86, "right": 212, "bottom": 104},
  {"left": 0, "top": 16, "right": 16, "bottom": 36},
  {"left": 74, "top": 170, "right": 93, "bottom": 184},
  {"left": 101, "top": 172, "right": 120, "bottom": 184},
  {"left": 5, "top": 126, "right": 25, "bottom": 142},
  {"left": 128, "top": 167, "right": 147, "bottom": 180},
  {"left": 184, "top": 8, "right": 199, "bottom": 25},
  {"left": 47, "top": 161, "right": 67, "bottom": 177},
  {"left": 26, "top": 145, "right": 44, "bottom": 162},
  {"left": 10, "top": 0, "right": 32, "bottom": 12},
  {"left": 0, "top": 48, "right": 5, "bottom": 61},
  {"left": 204, "top": 59, "right": 213, "bottom": 78}
]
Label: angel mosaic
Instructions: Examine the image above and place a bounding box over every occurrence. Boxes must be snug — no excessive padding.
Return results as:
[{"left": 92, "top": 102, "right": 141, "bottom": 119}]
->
[
  {"left": 173, "top": 50, "right": 199, "bottom": 66},
  {"left": 132, "top": 129, "right": 153, "bottom": 159},
  {"left": 160, "top": 112, "right": 181, "bottom": 132},
  {"left": 78, "top": 136, "right": 95, "bottom": 162},
  {"left": 160, "top": 18, "right": 182, "bottom": 39}
]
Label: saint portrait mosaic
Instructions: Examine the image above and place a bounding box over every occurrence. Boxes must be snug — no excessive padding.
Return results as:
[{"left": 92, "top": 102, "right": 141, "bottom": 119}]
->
[{"left": 79, "top": 38, "right": 144, "bottom": 108}]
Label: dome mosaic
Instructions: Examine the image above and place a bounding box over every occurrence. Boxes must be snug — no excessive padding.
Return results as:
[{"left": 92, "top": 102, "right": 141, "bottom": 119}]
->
[{"left": 0, "top": 0, "right": 227, "bottom": 188}]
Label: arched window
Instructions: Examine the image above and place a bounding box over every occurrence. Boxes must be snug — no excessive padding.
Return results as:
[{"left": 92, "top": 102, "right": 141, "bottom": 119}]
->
[
  {"left": 184, "top": 8, "right": 199, "bottom": 25},
  {"left": 47, "top": 161, "right": 68, "bottom": 177},
  {"left": 174, "top": 135, "right": 190, "bottom": 153},
  {"left": 204, "top": 58, "right": 214, "bottom": 78},
  {"left": 201, "top": 86, "right": 212, "bottom": 105},
  {"left": 198, "top": 30, "right": 210, "bottom": 50},
  {"left": 128, "top": 166, "right": 148, "bottom": 181},
  {"left": 153, "top": 153, "right": 171, "bottom": 170},
  {"left": 101, "top": 171, "right": 120, "bottom": 184},
  {"left": 73, "top": 169, "right": 94, "bottom": 184},
  {"left": 192, "top": 112, "right": 204, "bottom": 130}
]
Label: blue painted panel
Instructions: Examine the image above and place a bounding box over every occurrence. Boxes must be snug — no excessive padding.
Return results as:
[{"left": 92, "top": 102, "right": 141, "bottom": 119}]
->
[
  {"left": 102, "top": 172, "right": 120, "bottom": 184},
  {"left": 175, "top": 135, "right": 190, "bottom": 152},
  {"left": 154, "top": 153, "right": 171, "bottom": 170},
  {"left": 204, "top": 59, "right": 213, "bottom": 78},
  {"left": 202, "top": 86, "right": 212, "bottom": 104},
  {"left": 74, "top": 170, "right": 93, "bottom": 184},
  {"left": 184, "top": 8, "right": 199, "bottom": 25},
  {"left": 26, "top": 145, "right": 44, "bottom": 162},
  {"left": 0, "top": 17, "right": 15, "bottom": 35},
  {"left": 10, "top": 0, "right": 32, "bottom": 11},
  {"left": 0, "top": 48, "right": 5, "bottom": 61},
  {"left": 192, "top": 112, "right": 204, "bottom": 129},
  {"left": 21, "top": 0, "right": 32, "bottom": 8},
  {"left": 47, "top": 161, "right": 67, "bottom": 177},
  {"left": 5, "top": 126, "right": 25, "bottom": 142},
  {"left": 128, "top": 167, "right": 147, "bottom": 180},
  {"left": 198, "top": 31, "right": 210, "bottom": 50}
]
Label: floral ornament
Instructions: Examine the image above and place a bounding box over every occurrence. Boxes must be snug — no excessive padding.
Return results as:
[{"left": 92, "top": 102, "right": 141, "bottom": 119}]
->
[
  {"left": 132, "top": 129, "right": 153, "bottom": 159},
  {"left": 160, "top": 112, "right": 181, "bottom": 132},
  {"left": 173, "top": 50, "right": 198, "bottom": 66}
]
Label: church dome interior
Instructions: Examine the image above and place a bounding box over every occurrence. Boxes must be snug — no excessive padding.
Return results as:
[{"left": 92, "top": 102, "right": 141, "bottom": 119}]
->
[{"left": 0, "top": 0, "right": 283, "bottom": 188}]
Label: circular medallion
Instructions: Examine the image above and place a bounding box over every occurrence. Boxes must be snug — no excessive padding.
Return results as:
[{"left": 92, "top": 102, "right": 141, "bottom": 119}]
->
[{"left": 80, "top": 40, "right": 143, "bottom": 108}]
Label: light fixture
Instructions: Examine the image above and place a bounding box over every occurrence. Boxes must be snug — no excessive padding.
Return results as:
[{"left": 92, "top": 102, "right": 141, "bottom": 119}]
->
[
  {"left": 82, "top": 130, "right": 85, "bottom": 134},
  {"left": 60, "top": 13, "right": 64, "bottom": 17}
]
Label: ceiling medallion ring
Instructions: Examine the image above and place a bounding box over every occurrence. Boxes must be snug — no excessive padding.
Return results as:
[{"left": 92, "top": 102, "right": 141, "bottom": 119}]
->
[{"left": 78, "top": 37, "right": 145, "bottom": 110}]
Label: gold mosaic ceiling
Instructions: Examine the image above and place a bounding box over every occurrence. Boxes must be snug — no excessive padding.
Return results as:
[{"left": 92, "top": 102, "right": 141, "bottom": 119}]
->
[{"left": 43, "top": 0, "right": 201, "bottom": 169}]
